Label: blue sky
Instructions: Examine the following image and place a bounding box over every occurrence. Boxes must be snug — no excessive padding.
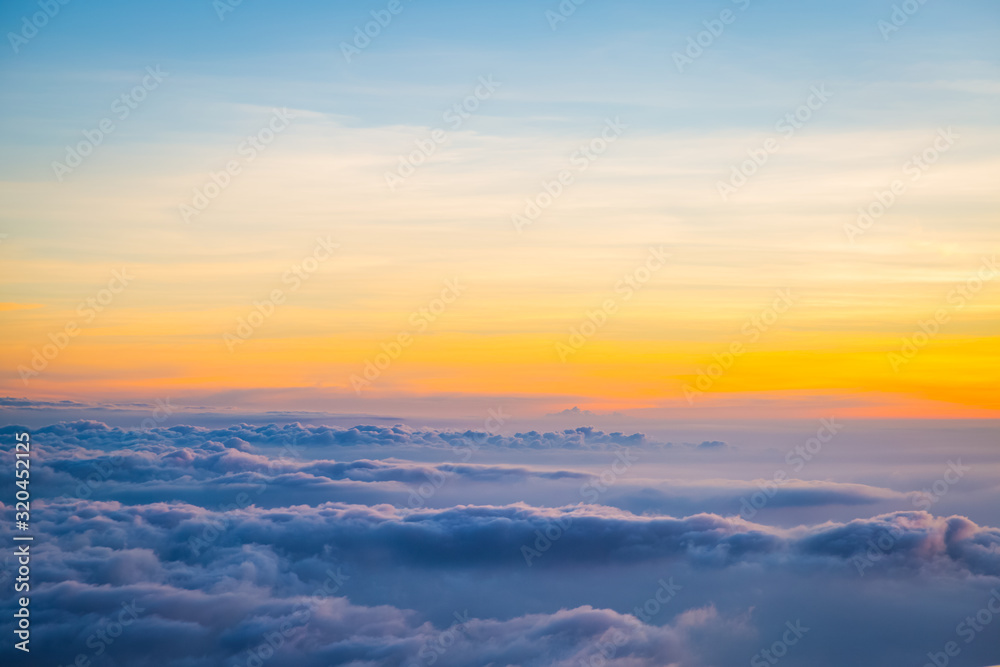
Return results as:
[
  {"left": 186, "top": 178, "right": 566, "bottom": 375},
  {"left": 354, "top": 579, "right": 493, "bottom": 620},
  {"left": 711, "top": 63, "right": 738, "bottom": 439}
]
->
[{"left": 3, "top": 0, "right": 997, "bottom": 141}]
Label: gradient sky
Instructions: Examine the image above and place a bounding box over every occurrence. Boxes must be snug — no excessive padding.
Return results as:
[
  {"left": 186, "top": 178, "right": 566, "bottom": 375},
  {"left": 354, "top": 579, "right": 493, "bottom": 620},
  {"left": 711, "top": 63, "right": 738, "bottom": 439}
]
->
[
  {"left": 1, "top": 0, "right": 998, "bottom": 423},
  {"left": 3, "top": 6, "right": 1000, "bottom": 666}
]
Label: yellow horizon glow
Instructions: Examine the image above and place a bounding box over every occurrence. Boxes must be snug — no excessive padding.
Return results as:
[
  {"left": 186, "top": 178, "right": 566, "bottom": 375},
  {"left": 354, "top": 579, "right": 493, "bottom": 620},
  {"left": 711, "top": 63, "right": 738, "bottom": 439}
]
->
[{"left": 1, "top": 120, "right": 998, "bottom": 419}]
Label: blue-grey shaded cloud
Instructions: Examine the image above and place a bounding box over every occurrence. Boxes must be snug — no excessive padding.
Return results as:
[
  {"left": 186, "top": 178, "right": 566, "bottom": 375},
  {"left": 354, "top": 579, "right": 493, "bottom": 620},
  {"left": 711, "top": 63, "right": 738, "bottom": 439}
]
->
[
  {"left": 0, "top": 421, "right": 661, "bottom": 452},
  {"left": 16, "top": 499, "right": 999, "bottom": 577},
  {"left": 7, "top": 423, "right": 916, "bottom": 517},
  {"left": 3, "top": 420, "right": 1000, "bottom": 667},
  {"left": 2, "top": 578, "right": 718, "bottom": 667}
]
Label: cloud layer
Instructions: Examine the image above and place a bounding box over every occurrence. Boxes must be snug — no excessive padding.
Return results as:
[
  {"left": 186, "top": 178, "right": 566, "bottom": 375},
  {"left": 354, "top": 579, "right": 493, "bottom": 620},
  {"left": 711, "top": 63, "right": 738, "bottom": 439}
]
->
[{"left": 2, "top": 421, "right": 999, "bottom": 666}]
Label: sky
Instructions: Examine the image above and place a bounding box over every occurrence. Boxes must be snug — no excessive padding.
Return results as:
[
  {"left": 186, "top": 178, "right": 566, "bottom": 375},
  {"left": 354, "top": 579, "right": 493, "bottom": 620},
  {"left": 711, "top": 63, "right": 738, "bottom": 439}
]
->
[
  {"left": 0, "top": 0, "right": 998, "bottom": 425},
  {"left": 0, "top": 4, "right": 999, "bottom": 665}
]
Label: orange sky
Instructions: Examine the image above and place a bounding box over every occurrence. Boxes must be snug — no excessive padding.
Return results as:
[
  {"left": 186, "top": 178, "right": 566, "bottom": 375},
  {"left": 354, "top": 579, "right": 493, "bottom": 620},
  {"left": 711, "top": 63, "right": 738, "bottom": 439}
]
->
[{"left": 2, "top": 102, "right": 998, "bottom": 421}]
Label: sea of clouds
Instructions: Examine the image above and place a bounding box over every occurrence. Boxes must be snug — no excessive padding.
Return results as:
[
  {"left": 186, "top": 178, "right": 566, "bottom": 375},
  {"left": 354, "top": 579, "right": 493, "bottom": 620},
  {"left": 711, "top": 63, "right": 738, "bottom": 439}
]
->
[{"left": 1, "top": 420, "right": 999, "bottom": 666}]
